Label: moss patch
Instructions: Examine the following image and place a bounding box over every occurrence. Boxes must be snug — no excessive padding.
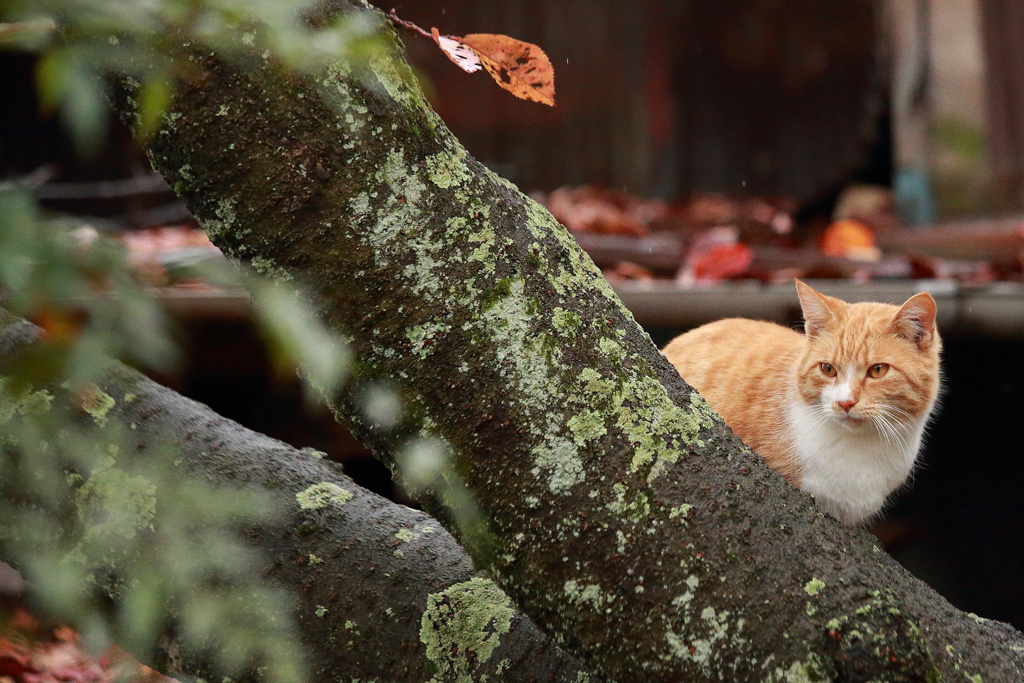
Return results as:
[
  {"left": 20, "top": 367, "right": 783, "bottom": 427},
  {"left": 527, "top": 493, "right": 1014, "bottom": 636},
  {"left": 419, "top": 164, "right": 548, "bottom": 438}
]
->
[
  {"left": 77, "top": 385, "right": 116, "bottom": 427},
  {"left": 73, "top": 464, "right": 158, "bottom": 563},
  {"left": 296, "top": 482, "right": 353, "bottom": 510},
  {"left": 420, "top": 577, "right": 514, "bottom": 683},
  {"left": 426, "top": 149, "right": 472, "bottom": 189},
  {"left": 762, "top": 654, "right": 829, "bottom": 683},
  {"left": 0, "top": 379, "right": 53, "bottom": 433}
]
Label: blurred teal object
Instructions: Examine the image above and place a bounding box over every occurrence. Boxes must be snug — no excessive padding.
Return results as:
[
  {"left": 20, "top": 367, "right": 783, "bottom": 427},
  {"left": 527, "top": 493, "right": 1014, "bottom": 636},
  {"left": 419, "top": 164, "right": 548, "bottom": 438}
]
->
[{"left": 895, "top": 169, "right": 935, "bottom": 227}]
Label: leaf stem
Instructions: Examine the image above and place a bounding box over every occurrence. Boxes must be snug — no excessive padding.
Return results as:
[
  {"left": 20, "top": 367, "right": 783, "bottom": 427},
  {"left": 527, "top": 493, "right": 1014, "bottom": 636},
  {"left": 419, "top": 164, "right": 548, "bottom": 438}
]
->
[{"left": 387, "top": 9, "right": 432, "bottom": 39}]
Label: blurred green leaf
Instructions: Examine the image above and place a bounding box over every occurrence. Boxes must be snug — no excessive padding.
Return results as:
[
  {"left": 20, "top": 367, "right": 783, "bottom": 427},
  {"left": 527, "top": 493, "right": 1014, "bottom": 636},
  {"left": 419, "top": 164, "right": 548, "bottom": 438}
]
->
[
  {"left": 36, "top": 46, "right": 107, "bottom": 157},
  {"left": 136, "top": 73, "right": 173, "bottom": 140},
  {"left": 0, "top": 189, "right": 38, "bottom": 301},
  {"left": 252, "top": 280, "right": 351, "bottom": 399},
  {"left": 34, "top": 45, "right": 64, "bottom": 106},
  {"left": 119, "top": 570, "right": 166, "bottom": 653}
]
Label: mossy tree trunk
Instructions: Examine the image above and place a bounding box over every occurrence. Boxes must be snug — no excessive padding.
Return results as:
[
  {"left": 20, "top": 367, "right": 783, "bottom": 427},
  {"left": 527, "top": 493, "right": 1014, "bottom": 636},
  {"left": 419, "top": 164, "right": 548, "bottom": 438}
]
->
[
  {"left": 0, "top": 310, "right": 591, "bottom": 683},
  {"left": 111, "top": 1, "right": 1024, "bottom": 681}
]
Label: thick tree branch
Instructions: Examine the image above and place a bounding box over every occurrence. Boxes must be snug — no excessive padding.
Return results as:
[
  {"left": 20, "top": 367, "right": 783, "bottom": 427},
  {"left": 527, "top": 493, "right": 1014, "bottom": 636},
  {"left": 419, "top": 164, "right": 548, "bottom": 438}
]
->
[
  {"left": 0, "top": 308, "right": 592, "bottom": 683},
  {"left": 110, "top": 2, "right": 1024, "bottom": 680}
]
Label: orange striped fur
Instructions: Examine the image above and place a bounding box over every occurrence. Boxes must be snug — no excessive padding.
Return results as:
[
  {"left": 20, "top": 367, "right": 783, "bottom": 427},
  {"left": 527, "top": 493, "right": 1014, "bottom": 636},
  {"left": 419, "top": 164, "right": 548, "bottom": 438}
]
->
[{"left": 662, "top": 280, "right": 941, "bottom": 525}]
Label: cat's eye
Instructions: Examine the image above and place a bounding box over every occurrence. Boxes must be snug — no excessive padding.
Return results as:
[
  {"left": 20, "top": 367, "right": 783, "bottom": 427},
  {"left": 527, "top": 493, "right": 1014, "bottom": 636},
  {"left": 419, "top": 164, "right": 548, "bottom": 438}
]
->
[
  {"left": 819, "top": 363, "right": 837, "bottom": 378},
  {"left": 868, "top": 363, "right": 889, "bottom": 379}
]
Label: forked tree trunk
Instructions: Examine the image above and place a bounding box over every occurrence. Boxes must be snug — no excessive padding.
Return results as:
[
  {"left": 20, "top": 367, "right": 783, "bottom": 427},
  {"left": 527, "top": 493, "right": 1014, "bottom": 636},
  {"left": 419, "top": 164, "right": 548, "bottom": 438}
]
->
[{"left": 53, "top": 0, "right": 1024, "bottom": 679}]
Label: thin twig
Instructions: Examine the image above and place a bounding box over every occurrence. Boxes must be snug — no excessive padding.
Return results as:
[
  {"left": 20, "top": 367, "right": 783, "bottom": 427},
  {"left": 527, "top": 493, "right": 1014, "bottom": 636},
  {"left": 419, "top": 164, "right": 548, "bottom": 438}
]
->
[{"left": 387, "top": 9, "right": 432, "bottom": 39}]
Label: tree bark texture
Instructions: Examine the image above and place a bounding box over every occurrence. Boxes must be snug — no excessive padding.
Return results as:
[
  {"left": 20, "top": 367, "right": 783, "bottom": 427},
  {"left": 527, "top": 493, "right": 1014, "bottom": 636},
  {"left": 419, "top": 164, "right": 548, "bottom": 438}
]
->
[
  {"left": 0, "top": 309, "right": 592, "bottom": 683},
  {"left": 119, "top": 2, "right": 1024, "bottom": 680}
]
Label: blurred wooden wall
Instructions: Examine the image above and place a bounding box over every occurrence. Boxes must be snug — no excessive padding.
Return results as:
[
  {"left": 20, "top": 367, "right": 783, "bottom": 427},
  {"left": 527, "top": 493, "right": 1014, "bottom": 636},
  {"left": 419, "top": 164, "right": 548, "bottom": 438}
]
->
[
  {"left": 387, "top": 0, "right": 883, "bottom": 203},
  {"left": 980, "top": 0, "right": 1024, "bottom": 210},
  {"left": 392, "top": 0, "right": 658, "bottom": 193},
  {"left": 669, "top": 0, "right": 881, "bottom": 201}
]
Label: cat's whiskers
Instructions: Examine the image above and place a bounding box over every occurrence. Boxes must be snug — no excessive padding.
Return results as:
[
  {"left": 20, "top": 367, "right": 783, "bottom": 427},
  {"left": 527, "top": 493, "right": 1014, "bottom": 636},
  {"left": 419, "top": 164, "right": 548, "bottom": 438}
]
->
[
  {"left": 882, "top": 404, "right": 917, "bottom": 423},
  {"left": 872, "top": 410, "right": 900, "bottom": 444},
  {"left": 807, "top": 403, "right": 837, "bottom": 430},
  {"left": 875, "top": 415, "right": 902, "bottom": 450},
  {"left": 871, "top": 412, "right": 896, "bottom": 448},
  {"left": 874, "top": 405, "right": 915, "bottom": 452},
  {"left": 876, "top": 403, "right": 915, "bottom": 430}
]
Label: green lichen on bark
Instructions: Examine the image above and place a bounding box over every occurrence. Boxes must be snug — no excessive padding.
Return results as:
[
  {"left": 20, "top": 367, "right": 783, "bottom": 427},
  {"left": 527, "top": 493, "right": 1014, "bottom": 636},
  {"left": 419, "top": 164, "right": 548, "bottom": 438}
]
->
[
  {"left": 420, "top": 577, "right": 514, "bottom": 683},
  {"left": 426, "top": 148, "right": 473, "bottom": 189},
  {"left": 666, "top": 606, "right": 747, "bottom": 675},
  {"left": 563, "top": 579, "right": 612, "bottom": 608},
  {"left": 761, "top": 654, "right": 829, "bottom": 683},
  {"left": 74, "top": 461, "right": 158, "bottom": 546},
  {"left": 80, "top": 386, "right": 117, "bottom": 427},
  {"left": 250, "top": 255, "right": 293, "bottom": 282},
  {"left": 296, "top": 482, "right": 353, "bottom": 510},
  {"left": 0, "top": 378, "right": 53, "bottom": 432},
  {"left": 139, "top": 33, "right": 752, "bottom": 678}
]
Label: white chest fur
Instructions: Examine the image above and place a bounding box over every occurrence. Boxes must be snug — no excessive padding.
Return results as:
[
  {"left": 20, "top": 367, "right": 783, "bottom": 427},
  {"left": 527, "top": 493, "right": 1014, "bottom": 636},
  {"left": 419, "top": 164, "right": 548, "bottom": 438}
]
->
[{"left": 787, "top": 401, "right": 926, "bottom": 526}]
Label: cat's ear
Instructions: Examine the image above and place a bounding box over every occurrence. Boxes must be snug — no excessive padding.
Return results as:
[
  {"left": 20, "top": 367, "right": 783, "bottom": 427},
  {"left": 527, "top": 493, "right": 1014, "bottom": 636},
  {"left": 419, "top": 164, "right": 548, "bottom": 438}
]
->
[
  {"left": 892, "top": 292, "right": 937, "bottom": 350},
  {"left": 795, "top": 279, "right": 838, "bottom": 338}
]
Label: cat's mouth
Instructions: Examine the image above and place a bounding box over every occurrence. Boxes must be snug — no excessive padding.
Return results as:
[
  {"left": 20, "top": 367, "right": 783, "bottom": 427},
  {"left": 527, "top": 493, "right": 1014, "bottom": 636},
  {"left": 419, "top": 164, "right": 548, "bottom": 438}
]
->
[{"left": 833, "top": 412, "right": 869, "bottom": 429}]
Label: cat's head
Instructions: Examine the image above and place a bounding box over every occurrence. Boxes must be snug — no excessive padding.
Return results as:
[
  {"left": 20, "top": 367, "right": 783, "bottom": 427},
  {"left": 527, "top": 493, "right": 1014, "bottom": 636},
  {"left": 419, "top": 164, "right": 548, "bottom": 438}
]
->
[{"left": 793, "top": 280, "right": 942, "bottom": 432}]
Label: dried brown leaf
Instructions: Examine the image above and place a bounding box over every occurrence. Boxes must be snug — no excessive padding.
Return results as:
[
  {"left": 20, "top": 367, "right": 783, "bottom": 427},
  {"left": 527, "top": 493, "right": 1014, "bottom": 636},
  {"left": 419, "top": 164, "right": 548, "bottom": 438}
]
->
[
  {"left": 430, "top": 27, "right": 482, "bottom": 73},
  {"left": 392, "top": 8, "right": 555, "bottom": 106},
  {"left": 689, "top": 242, "right": 754, "bottom": 282},
  {"left": 460, "top": 33, "right": 556, "bottom": 106}
]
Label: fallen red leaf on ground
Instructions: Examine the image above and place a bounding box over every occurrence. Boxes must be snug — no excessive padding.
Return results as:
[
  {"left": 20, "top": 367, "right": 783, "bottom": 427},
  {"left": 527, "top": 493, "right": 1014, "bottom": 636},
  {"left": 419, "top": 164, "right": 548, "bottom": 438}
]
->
[
  {"left": 0, "top": 608, "right": 175, "bottom": 683},
  {"left": 689, "top": 242, "right": 754, "bottom": 282}
]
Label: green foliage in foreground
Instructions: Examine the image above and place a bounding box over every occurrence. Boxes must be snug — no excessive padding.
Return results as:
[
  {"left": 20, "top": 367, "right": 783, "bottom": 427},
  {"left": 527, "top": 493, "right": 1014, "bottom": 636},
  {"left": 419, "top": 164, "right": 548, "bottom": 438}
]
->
[
  {"left": 0, "top": 180, "right": 352, "bottom": 680},
  {"left": 0, "top": 6, "right": 359, "bottom": 666},
  {"left": 0, "top": 0, "right": 472, "bottom": 677},
  {"left": 0, "top": 371, "right": 305, "bottom": 682},
  {"left": 2, "top": 0, "right": 385, "bottom": 155}
]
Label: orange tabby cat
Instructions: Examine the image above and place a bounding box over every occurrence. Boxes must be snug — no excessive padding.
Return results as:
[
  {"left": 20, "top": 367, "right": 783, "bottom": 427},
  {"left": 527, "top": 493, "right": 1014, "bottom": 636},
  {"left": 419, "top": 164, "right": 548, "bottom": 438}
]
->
[{"left": 662, "top": 280, "right": 941, "bottom": 525}]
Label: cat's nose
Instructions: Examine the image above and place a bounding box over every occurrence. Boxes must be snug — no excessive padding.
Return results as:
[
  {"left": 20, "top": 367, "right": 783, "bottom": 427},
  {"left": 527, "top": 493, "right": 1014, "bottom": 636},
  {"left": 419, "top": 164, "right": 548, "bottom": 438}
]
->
[{"left": 837, "top": 399, "right": 857, "bottom": 413}]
